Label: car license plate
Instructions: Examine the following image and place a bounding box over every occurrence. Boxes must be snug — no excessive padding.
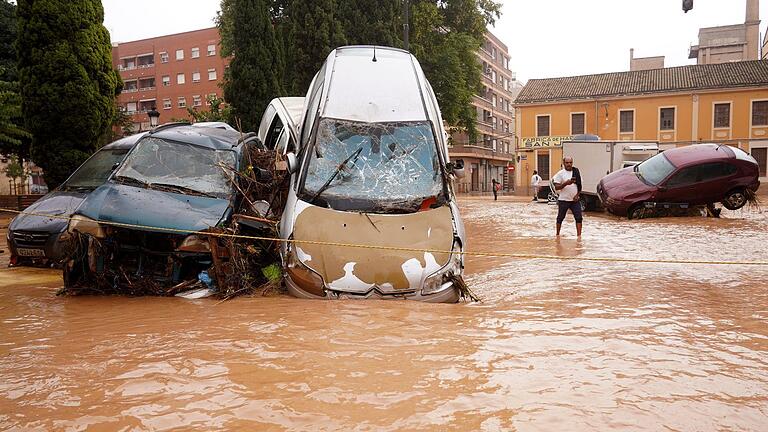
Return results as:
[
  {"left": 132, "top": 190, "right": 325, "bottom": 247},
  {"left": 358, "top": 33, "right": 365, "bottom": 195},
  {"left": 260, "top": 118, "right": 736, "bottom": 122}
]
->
[{"left": 17, "top": 248, "right": 46, "bottom": 257}]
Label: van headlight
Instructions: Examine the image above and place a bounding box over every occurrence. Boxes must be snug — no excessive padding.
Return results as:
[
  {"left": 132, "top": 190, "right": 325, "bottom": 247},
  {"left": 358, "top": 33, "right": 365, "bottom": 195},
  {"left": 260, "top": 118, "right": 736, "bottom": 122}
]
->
[
  {"left": 422, "top": 241, "right": 463, "bottom": 295},
  {"left": 68, "top": 215, "right": 107, "bottom": 239},
  {"left": 286, "top": 243, "right": 326, "bottom": 297}
]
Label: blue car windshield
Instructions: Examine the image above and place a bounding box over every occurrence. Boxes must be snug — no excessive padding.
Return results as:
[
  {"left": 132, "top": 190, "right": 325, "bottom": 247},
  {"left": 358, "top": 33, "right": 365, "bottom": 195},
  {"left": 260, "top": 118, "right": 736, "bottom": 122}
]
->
[
  {"left": 65, "top": 149, "right": 129, "bottom": 189},
  {"left": 302, "top": 119, "right": 444, "bottom": 211},
  {"left": 114, "top": 137, "right": 236, "bottom": 198},
  {"left": 636, "top": 152, "right": 676, "bottom": 185}
]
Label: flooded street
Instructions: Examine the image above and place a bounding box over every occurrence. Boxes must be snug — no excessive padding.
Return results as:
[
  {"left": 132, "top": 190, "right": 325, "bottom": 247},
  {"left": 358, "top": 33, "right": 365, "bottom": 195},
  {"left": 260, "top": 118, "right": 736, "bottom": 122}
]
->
[{"left": 1, "top": 199, "right": 768, "bottom": 431}]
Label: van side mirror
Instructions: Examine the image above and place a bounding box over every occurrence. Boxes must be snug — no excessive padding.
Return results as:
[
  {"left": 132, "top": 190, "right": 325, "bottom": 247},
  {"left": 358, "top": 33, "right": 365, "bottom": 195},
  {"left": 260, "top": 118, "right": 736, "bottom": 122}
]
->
[
  {"left": 447, "top": 159, "right": 465, "bottom": 179},
  {"left": 275, "top": 152, "right": 298, "bottom": 174},
  {"left": 110, "top": 162, "right": 120, "bottom": 171}
]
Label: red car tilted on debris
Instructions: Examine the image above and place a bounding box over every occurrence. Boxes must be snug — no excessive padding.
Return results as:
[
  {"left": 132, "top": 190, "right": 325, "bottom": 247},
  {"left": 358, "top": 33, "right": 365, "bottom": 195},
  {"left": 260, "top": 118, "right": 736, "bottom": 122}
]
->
[{"left": 597, "top": 144, "right": 760, "bottom": 219}]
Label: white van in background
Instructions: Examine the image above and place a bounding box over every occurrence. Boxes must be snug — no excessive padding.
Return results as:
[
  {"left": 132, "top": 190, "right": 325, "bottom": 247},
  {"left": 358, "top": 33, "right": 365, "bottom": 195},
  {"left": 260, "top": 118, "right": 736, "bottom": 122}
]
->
[{"left": 562, "top": 137, "right": 659, "bottom": 210}]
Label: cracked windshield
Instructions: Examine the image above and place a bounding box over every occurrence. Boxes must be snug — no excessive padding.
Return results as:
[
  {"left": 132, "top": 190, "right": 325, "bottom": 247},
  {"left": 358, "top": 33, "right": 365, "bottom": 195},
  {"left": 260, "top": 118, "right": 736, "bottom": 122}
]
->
[
  {"left": 115, "top": 137, "right": 236, "bottom": 198},
  {"left": 304, "top": 119, "right": 443, "bottom": 211},
  {"left": 3, "top": 0, "right": 768, "bottom": 430}
]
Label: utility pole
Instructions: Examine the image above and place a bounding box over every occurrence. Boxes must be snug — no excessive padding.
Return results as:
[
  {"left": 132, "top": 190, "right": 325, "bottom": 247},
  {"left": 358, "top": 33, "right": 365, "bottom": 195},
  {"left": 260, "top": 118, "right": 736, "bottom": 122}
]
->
[{"left": 403, "top": 0, "right": 410, "bottom": 51}]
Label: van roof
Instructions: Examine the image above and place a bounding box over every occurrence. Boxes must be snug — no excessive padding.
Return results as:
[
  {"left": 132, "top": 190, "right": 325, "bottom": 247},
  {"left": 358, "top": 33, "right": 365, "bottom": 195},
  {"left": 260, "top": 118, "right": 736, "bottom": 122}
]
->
[{"left": 322, "top": 46, "right": 428, "bottom": 123}]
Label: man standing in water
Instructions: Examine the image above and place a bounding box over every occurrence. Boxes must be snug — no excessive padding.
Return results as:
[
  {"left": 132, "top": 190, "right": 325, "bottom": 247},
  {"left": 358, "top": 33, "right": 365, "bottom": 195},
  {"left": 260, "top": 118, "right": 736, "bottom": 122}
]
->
[{"left": 553, "top": 157, "right": 583, "bottom": 236}]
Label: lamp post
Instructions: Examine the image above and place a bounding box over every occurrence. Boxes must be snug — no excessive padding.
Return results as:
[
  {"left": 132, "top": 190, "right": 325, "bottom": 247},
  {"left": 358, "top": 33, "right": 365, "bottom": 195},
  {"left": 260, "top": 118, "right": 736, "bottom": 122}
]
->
[{"left": 147, "top": 106, "right": 160, "bottom": 130}]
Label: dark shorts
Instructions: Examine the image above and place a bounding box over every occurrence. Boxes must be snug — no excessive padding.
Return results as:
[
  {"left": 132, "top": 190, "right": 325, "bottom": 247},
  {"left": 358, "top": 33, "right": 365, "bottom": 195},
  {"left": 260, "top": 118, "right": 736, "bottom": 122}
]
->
[{"left": 557, "top": 199, "right": 583, "bottom": 224}]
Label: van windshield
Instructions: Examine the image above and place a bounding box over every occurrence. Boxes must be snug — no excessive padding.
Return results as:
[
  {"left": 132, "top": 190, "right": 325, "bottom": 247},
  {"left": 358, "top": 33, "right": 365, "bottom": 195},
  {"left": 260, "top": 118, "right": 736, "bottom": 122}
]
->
[{"left": 302, "top": 119, "right": 445, "bottom": 212}]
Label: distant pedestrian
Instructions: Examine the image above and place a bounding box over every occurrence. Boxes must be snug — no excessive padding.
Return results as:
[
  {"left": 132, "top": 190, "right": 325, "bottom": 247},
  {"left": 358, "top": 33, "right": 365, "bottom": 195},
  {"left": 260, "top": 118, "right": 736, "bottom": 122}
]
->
[
  {"left": 553, "top": 157, "right": 583, "bottom": 236},
  {"left": 530, "top": 170, "right": 542, "bottom": 201},
  {"left": 491, "top": 178, "right": 500, "bottom": 201}
]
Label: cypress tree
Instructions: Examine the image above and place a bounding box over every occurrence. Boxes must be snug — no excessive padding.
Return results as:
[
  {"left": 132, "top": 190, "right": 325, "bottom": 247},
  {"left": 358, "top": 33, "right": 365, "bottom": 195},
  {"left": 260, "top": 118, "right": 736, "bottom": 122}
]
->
[
  {"left": 0, "top": 0, "right": 17, "bottom": 82},
  {"left": 336, "top": 0, "right": 401, "bottom": 47},
  {"left": 222, "top": 0, "right": 284, "bottom": 132},
  {"left": 287, "top": 0, "right": 346, "bottom": 95},
  {"left": 16, "top": 0, "right": 121, "bottom": 189}
]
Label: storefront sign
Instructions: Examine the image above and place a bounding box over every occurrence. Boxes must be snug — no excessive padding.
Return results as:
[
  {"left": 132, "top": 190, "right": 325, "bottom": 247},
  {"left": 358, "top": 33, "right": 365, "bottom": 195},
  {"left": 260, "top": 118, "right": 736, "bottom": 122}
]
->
[{"left": 522, "top": 135, "right": 574, "bottom": 148}]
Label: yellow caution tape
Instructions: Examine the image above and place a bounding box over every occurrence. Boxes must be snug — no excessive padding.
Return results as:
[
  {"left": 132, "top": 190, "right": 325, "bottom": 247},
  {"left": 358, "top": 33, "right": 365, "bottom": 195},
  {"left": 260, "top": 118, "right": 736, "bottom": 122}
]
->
[{"left": 2, "top": 207, "right": 767, "bottom": 266}]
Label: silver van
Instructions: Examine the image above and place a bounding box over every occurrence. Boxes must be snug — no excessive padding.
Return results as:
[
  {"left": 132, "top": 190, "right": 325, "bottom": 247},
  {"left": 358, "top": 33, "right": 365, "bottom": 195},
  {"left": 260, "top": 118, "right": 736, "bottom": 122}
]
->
[{"left": 271, "top": 46, "right": 466, "bottom": 302}]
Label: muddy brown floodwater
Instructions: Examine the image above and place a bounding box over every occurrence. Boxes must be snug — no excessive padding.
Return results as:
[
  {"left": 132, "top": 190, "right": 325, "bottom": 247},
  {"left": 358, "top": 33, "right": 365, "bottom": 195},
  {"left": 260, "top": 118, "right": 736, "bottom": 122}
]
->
[{"left": 1, "top": 199, "right": 768, "bottom": 431}]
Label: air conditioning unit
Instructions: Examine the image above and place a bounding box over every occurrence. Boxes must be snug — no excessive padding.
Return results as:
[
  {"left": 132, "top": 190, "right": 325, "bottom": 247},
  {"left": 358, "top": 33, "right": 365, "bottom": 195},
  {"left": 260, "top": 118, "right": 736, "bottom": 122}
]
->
[{"left": 485, "top": 68, "right": 492, "bottom": 75}]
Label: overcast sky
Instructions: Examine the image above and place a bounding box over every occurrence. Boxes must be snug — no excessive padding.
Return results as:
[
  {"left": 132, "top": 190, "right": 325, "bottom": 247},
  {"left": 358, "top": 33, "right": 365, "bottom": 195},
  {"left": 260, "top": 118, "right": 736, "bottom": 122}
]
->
[{"left": 103, "top": 0, "right": 768, "bottom": 83}]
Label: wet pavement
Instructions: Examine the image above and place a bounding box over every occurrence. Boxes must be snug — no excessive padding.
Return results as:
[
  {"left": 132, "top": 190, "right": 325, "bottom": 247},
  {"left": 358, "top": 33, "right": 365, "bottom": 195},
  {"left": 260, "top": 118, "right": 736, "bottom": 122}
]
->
[{"left": 1, "top": 200, "right": 767, "bottom": 431}]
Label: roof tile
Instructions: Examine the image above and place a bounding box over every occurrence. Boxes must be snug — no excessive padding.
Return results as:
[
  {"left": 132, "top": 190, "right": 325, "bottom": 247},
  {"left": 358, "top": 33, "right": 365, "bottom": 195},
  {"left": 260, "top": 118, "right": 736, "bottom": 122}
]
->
[{"left": 514, "top": 60, "right": 768, "bottom": 104}]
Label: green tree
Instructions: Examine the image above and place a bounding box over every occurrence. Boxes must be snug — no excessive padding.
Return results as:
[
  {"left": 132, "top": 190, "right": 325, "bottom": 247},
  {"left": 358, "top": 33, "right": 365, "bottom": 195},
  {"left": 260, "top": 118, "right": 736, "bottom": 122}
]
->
[
  {"left": 0, "top": 0, "right": 17, "bottom": 82},
  {"left": 222, "top": 0, "right": 284, "bottom": 132},
  {"left": 16, "top": 0, "right": 121, "bottom": 189},
  {"left": 410, "top": 0, "right": 501, "bottom": 142},
  {"left": 187, "top": 95, "right": 232, "bottom": 123},
  {"left": 337, "top": 0, "right": 401, "bottom": 47},
  {"left": 287, "top": 0, "right": 346, "bottom": 94},
  {"left": 0, "top": 80, "right": 31, "bottom": 156}
]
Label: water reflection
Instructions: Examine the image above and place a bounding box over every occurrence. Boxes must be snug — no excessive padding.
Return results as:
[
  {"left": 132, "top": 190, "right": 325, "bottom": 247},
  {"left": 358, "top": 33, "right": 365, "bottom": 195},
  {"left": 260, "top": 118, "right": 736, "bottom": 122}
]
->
[{"left": 1, "top": 200, "right": 767, "bottom": 430}]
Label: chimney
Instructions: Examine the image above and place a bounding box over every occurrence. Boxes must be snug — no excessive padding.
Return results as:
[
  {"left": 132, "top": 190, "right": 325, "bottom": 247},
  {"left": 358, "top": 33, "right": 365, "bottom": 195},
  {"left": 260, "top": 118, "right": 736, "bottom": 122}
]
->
[
  {"left": 746, "top": 0, "right": 761, "bottom": 60},
  {"left": 630, "top": 48, "right": 635, "bottom": 60},
  {"left": 746, "top": 0, "right": 759, "bottom": 24}
]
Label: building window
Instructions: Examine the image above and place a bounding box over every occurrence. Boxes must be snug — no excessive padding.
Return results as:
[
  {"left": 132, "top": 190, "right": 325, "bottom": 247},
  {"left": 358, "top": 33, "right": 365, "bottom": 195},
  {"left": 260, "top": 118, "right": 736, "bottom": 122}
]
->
[
  {"left": 537, "top": 152, "right": 550, "bottom": 180},
  {"left": 660, "top": 107, "right": 675, "bottom": 130},
  {"left": 192, "top": 71, "right": 200, "bottom": 83},
  {"left": 714, "top": 103, "right": 730, "bottom": 128},
  {"left": 162, "top": 75, "right": 170, "bottom": 87},
  {"left": 208, "top": 68, "right": 217, "bottom": 81},
  {"left": 207, "top": 44, "right": 216, "bottom": 56},
  {"left": 191, "top": 47, "right": 200, "bottom": 58},
  {"left": 193, "top": 95, "right": 202, "bottom": 107},
  {"left": 571, "top": 113, "right": 585, "bottom": 135},
  {"left": 159, "top": 52, "right": 168, "bottom": 63},
  {"left": 176, "top": 73, "right": 185, "bottom": 85},
  {"left": 536, "top": 115, "right": 550, "bottom": 137},
  {"left": 126, "top": 102, "right": 137, "bottom": 114},
  {"left": 175, "top": 49, "right": 184, "bottom": 60},
  {"left": 177, "top": 97, "right": 186, "bottom": 108},
  {"left": 620, "top": 110, "right": 634, "bottom": 133},
  {"left": 752, "top": 101, "right": 768, "bottom": 126},
  {"left": 163, "top": 98, "right": 171, "bottom": 110},
  {"left": 752, "top": 148, "right": 767, "bottom": 177}
]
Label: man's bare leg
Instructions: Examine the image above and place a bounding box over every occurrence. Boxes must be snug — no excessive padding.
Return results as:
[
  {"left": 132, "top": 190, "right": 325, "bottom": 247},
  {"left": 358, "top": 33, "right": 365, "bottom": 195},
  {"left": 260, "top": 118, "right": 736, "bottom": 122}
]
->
[
  {"left": 556, "top": 223, "right": 562, "bottom": 236},
  {"left": 576, "top": 222, "right": 582, "bottom": 237}
]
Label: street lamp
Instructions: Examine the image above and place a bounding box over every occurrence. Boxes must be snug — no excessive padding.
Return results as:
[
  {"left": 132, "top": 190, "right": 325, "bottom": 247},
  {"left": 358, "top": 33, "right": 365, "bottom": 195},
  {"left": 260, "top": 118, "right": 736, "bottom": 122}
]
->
[{"left": 147, "top": 106, "right": 160, "bottom": 129}]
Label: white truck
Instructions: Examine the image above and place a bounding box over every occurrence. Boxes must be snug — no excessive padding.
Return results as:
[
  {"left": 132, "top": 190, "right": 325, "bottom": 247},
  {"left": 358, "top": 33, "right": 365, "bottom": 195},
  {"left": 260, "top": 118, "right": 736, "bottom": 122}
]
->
[{"left": 561, "top": 139, "right": 659, "bottom": 210}]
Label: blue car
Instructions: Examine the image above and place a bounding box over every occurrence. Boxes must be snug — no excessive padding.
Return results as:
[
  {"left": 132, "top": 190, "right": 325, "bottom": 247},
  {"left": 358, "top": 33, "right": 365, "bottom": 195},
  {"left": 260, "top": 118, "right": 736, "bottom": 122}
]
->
[
  {"left": 7, "top": 133, "right": 145, "bottom": 267},
  {"left": 63, "top": 123, "right": 256, "bottom": 291}
]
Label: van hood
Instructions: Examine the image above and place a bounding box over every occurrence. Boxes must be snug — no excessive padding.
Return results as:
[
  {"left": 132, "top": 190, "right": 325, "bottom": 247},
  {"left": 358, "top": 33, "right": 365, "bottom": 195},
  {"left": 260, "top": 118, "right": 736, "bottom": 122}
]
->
[
  {"left": 75, "top": 183, "right": 230, "bottom": 234},
  {"left": 292, "top": 204, "right": 454, "bottom": 293},
  {"left": 9, "top": 191, "right": 87, "bottom": 233}
]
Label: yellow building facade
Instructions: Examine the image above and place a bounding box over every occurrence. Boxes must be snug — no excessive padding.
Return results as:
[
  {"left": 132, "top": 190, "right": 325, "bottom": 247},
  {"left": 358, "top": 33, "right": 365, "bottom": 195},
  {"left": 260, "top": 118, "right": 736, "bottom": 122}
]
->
[{"left": 513, "top": 61, "right": 768, "bottom": 192}]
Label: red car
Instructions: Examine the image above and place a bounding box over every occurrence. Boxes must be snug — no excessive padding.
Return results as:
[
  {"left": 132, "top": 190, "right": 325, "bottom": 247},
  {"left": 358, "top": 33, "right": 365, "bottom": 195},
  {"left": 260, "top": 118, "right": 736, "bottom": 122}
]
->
[{"left": 597, "top": 144, "right": 760, "bottom": 219}]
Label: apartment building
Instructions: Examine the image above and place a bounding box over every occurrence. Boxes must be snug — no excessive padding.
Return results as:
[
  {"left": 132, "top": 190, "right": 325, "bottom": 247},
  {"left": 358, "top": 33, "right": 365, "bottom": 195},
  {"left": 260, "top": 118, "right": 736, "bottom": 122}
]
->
[
  {"left": 449, "top": 31, "right": 521, "bottom": 193},
  {"left": 513, "top": 61, "right": 768, "bottom": 191},
  {"left": 111, "top": 28, "right": 227, "bottom": 131}
]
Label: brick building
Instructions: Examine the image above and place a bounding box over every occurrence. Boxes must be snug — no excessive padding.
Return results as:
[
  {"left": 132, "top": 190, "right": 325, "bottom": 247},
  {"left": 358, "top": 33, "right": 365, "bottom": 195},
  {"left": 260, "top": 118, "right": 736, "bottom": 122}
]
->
[
  {"left": 111, "top": 27, "right": 227, "bottom": 131},
  {"left": 449, "top": 31, "right": 521, "bottom": 194}
]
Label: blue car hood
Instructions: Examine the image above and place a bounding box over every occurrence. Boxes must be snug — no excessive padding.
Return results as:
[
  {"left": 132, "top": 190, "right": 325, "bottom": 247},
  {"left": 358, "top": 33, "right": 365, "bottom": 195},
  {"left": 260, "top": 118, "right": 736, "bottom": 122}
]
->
[
  {"left": 9, "top": 191, "right": 87, "bottom": 233},
  {"left": 75, "top": 183, "right": 231, "bottom": 234}
]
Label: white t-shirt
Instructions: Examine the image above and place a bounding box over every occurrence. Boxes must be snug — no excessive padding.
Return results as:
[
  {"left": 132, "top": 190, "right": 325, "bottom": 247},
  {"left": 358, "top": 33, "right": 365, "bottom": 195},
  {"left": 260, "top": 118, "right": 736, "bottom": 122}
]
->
[
  {"left": 530, "top": 174, "right": 541, "bottom": 186},
  {"left": 553, "top": 169, "right": 578, "bottom": 201}
]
